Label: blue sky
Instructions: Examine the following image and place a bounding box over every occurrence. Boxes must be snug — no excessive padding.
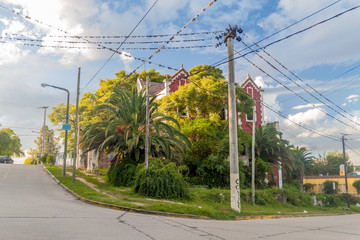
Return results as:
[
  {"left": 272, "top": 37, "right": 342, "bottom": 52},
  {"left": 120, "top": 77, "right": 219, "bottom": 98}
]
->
[{"left": 0, "top": 0, "right": 359, "bottom": 164}]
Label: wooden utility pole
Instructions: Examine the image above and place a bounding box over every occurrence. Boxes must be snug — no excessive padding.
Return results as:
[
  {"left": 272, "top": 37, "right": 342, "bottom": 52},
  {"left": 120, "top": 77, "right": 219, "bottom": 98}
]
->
[
  {"left": 342, "top": 134, "right": 350, "bottom": 209},
  {"left": 72, "top": 67, "right": 81, "bottom": 184},
  {"left": 251, "top": 106, "right": 256, "bottom": 205},
  {"left": 225, "top": 25, "right": 240, "bottom": 213},
  {"left": 145, "top": 76, "right": 150, "bottom": 169}
]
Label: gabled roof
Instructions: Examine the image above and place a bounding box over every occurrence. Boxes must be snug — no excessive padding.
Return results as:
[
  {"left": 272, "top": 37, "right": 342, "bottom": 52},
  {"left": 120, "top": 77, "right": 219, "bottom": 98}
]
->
[
  {"left": 139, "top": 81, "right": 164, "bottom": 96},
  {"left": 171, "top": 64, "right": 189, "bottom": 81},
  {"left": 240, "top": 73, "right": 261, "bottom": 90}
]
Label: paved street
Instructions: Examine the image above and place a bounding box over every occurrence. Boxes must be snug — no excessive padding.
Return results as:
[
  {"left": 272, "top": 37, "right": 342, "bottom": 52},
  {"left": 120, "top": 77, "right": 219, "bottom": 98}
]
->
[{"left": 1, "top": 164, "right": 360, "bottom": 240}]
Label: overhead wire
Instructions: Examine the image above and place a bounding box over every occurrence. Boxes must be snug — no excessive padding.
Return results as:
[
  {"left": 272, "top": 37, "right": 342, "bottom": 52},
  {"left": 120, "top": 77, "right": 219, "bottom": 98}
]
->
[
  {"left": 81, "top": 0, "right": 159, "bottom": 92},
  {"left": 241, "top": 34, "right": 360, "bottom": 129},
  {"left": 210, "top": 0, "right": 342, "bottom": 69}
]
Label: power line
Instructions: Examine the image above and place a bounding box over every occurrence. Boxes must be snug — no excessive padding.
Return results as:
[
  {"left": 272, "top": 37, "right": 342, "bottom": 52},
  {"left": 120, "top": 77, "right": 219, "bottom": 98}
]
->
[
  {"left": 211, "top": 0, "right": 342, "bottom": 69},
  {"left": 81, "top": 0, "right": 159, "bottom": 92},
  {"left": 3, "top": 30, "right": 223, "bottom": 39},
  {"left": 0, "top": 40, "right": 214, "bottom": 50},
  {"left": 345, "top": 143, "right": 360, "bottom": 157},
  {"left": 234, "top": 46, "right": 360, "bottom": 132},
  {"left": 213, "top": 4, "right": 360, "bottom": 68},
  {"left": 241, "top": 34, "right": 360, "bottom": 129},
  {"left": 0, "top": 36, "right": 212, "bottom": 44}
]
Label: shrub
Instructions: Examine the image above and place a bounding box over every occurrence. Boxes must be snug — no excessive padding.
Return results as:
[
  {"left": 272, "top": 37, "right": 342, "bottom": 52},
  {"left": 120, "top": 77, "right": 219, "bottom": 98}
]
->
[
  {"left": 134, "top": 159, "right": 189, "bottom": 199},
  {"left": 284, "top": 183, "right": 312, "bottom": 206},
  {"left": 353, "top": 180, "right": 360, "bottom": 194},
  {"left": 24, "top": 157, "right": 37, "bottom": 165},
  {"left": 39, "top": 153, "right": 49, "bottom": 164},
  {"left": 108, "top": 156, "right": 137, "bottom": 187},
  {"left": 323, "top": 180, "right": 338, "bottom": 194},
  {"left": 46, "top": 154, "right": 55, "bottom": 165},
  {"left": 303, "top": 183, "right": 315, "bottom": 192}
]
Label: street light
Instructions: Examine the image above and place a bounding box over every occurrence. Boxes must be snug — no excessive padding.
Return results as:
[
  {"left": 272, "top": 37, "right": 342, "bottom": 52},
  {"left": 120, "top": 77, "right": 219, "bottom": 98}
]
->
[{"left": 41, "top": 83, "right": 70, "bottom": 177}]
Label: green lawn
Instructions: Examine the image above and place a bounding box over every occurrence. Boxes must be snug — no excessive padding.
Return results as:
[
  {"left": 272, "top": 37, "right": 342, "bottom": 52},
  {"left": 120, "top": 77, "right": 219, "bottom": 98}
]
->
[{"left": 46, "top": 166, "right": 360, "bottom": 220}]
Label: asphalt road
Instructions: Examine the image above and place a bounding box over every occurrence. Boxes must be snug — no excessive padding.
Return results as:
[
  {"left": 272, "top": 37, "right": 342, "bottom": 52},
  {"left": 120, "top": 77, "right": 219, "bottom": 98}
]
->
[{"left": 1, "top": 164, "right": 360, "bottom": 240}]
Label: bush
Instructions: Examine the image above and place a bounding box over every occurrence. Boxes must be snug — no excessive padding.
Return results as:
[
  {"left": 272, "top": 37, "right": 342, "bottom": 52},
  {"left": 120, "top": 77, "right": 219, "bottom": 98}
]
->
[
  {"left": 46, "top": 154, "right": 55, "bottom": 165},
  {"left": 323, "top": 180, "right": 338, "bottom": 194},
  {"left": 39, "top": 153, "right": 48, "bottom": 164},
  {"left": 284, "top": 183, "right": 312, "bottom": 206},
  {"left": 134, "top": 159, "right": 189, "bottom": 199},
  {"left": 24, "top": 157, "right": 37, "bottom": 165},
  {"left": 353, "top": 180, "right": 360, "bottom": 194},
  {"left": 303, "top": 183, "right": 315, "bottom": 192},
  {"left": 108, "top": 156, "right": 137, "bottom": 187}
]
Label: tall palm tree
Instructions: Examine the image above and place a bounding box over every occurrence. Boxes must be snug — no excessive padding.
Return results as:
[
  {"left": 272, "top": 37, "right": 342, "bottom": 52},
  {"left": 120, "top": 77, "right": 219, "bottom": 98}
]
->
[
  {"left": 81, "top": 88, "right": 190, "bottom": 163},
  {"left": 291, "top": 146, "right": 314, "bottom": 191},
  {"left": 254, "top": 124, "right": 295, "bottom": 183}
]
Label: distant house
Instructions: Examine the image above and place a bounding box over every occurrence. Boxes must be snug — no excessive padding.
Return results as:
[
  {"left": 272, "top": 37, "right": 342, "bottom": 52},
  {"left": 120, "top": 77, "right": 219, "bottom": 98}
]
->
[
  {"left": 137, "top": 64, "right": 189, "bottom": 99},
  {"left": 239, "top": 74, "right": 264, "bottom": 134}
]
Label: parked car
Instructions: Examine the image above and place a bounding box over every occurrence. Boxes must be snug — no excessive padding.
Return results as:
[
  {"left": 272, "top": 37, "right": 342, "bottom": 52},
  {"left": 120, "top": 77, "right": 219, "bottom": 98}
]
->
[{"left": 0, "top": 156, "right": 14, "bottom": 164}]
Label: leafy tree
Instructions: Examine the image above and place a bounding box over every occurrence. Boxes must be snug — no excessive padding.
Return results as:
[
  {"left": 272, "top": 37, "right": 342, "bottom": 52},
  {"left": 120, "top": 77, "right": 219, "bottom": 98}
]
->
[
  {"left": 0, "top": 128, "right": 24, "bottom": 157},
  {"left": 33, "top": 126, "right": 60, "bottom": 155},
  {"left": 291, "top": 146, "right": 314, "bottom": 190},
  {"left": 312, "top": 151, "right": 350, "bottom": 176},
  {"left": 82, "top": 88, "right": 190, "bottom": 163},
  {"left": 254, "top": 124, "right": 294, "bottom": 183},
  {"left": 159, "top": 65, "right": 254, "bottom": 120}
]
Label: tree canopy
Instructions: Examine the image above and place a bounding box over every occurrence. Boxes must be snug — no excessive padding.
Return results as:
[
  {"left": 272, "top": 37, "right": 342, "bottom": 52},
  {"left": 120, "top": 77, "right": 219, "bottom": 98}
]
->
[{"left": 0, "top": 128, "right": 24, "bottom": 157}]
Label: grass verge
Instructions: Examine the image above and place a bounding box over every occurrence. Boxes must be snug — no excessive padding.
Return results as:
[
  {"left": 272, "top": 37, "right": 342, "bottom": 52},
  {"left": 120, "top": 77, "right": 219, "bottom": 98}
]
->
[{"left": 46, "top": 165, "right": 360, "bottom": 220}]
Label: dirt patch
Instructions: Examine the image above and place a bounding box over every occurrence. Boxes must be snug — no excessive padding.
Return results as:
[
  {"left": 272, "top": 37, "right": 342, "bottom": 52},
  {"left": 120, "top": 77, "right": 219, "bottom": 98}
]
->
[{"left": 145, "top": 198, "right": 184, "bottom": 205}]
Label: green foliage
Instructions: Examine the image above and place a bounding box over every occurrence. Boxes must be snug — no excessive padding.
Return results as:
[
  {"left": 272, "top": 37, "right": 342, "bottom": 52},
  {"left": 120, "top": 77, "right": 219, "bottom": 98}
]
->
[
  {"left": 24, "top": 157, "right": 37, "bottom": 165},
  {"left": 353, "top": 180, "right": 360, "bottom": 194},
  {"left": 108, "top": 155, "right": 137, "bottom": 187},
  {"left": 303, "top": 183, "right": 315, "bottom": 192},
  {"left": 33, "top": 126, "right": 60, "bottom": 156},
  {"left": 0, "top": 128, "right": 24, "bottom": 157},
  {"left": 283, "top": 183, "right": 312, "bottom": 206},
  {"left": 39, "top": 153, "right": 48, "bottom": 164},
  {"left": 244, "top": 157, "right": 273, "bottom": 189},
  {"left": 134, "top": 159, "right": 189, "bottom": 199},
  {"left": 323, "top": 180, "right": 338, "bottom": 194},
  {"left": 46, "top": 154, "right": 55, "bottom": 165},
  {"left": 82, "top": 88, "right": 190, "bottom": 163},
  {"left": 311, "top": 151, "right": 350, "bottom": 176}
]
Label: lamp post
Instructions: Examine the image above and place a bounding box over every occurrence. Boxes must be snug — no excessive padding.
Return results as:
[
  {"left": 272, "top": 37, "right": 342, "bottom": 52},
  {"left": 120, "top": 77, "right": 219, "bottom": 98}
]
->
[{"left": 41, "top": 83, "right": 70, "bottom": 177}]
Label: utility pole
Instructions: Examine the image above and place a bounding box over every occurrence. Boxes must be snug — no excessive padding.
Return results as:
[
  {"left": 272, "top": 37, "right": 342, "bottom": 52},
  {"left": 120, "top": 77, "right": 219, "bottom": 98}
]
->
[
  {"left": 39, "top": 106, "right": 48, "bottom": 164},
  {"left": 251, "top": 106, "right": 256, "bottom": 205},
  {"left": 73, "top": 67, "right": 81, "bottom": 184},
  {"left": 145, "top": 76, "right": 150, "bottom": 169},
  {"left": 342, "top": 134, "right": 350, "bottom": 209},
  {"left": 224, "top": 25, "right": 242, "bottom": 213}
]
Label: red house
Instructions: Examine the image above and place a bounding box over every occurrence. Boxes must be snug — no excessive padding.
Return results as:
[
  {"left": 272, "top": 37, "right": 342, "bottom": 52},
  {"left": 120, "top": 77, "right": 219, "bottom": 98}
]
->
[
  {"left": 137, "top": 64, "right": 189, "bottom": 99},
  {"left": 239, "top": 74, "right": 264, "bottom": 133}
]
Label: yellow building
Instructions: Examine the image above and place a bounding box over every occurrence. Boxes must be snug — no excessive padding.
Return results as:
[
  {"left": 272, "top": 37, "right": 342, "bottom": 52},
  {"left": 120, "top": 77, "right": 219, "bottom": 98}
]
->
[{"left": 303, "top": 175, "right": 360, "bottom": 194}]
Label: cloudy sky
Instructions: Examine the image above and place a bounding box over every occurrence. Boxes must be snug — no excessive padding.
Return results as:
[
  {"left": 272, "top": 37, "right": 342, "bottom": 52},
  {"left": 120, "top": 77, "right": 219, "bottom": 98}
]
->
[{"left": 0, "top": 0, "right": 359, "bottom": 164}]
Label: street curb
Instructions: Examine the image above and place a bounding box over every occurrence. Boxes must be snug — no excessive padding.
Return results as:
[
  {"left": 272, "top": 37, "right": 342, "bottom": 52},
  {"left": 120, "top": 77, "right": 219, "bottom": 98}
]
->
[
  {"left": 42, "top": 166, "right": 359, "bottom": 221},
  {"left": 42, "top": 166, "right": 209, "bottom": 220},
  {"left": 235, "top": 212, "right": 357, "bottom": 220}
]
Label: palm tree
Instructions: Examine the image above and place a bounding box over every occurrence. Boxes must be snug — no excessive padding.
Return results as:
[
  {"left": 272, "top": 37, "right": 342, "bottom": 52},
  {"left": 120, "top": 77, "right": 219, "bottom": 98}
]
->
[
  {"left": 254, "top": 124, "right": 295, "bottom": 183},
  {"left": 82, "top": 88, "right": 190, "bottom": 164},
  {"left": 291, "top": 146, "right": 314, "bottom": 191}
]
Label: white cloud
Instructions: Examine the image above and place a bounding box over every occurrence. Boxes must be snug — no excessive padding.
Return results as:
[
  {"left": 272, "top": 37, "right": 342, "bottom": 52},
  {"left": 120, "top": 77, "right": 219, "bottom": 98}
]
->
[
  {"left": 346, "top": 94, "right": 359, "bottom": 100},
  {"left": 285, "top": 108, "right": 326, "bottom": 126},
  {"left": 254, "top": 76, "right": 266, "bottom": 88},
  {"left": 292, "top": 103, "right": 324, "bottom": 110},
  {"left": 120, "top": 51, "right": 134, "bottom": 72}
]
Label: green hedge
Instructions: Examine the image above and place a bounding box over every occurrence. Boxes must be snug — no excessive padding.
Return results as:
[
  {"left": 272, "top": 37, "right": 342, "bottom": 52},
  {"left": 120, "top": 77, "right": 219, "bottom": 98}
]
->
[{"left": 134, "top": 159, "right": 189, "bottom": 199}]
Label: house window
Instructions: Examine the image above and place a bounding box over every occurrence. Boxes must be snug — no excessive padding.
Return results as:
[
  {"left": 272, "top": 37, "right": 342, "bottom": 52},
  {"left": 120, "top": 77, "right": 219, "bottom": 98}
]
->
[{"left": 246, "top": 87, "right": 254, "bottom": 122}]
